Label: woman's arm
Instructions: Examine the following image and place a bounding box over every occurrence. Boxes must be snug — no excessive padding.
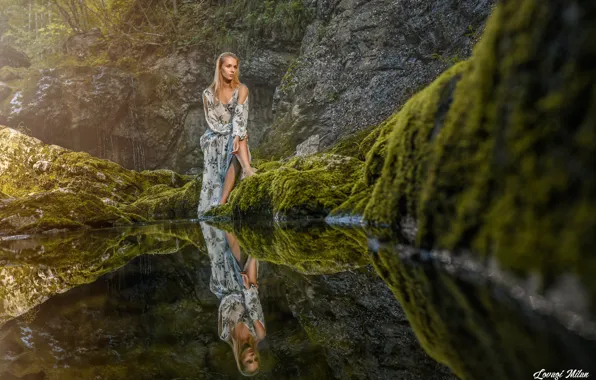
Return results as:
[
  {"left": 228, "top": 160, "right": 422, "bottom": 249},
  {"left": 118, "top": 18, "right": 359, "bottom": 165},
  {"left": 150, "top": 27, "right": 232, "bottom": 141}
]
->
[{"left": 232, "top": 85, "right": 249, "bottom": 140}]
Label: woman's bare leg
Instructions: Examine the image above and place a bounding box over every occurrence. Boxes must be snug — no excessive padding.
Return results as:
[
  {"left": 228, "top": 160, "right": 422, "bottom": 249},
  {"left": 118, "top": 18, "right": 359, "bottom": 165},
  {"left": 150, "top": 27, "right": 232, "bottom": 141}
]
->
[
  {"left": 220, "top": 158, "right": 240, "bottom": 204},
  {"left": 235, "top": 139, "right": 255, "bottom": 177},
  {"left": 225, "top": 231, "right": 246, "bottom": 267},
  {"left": 244, "top": 257, "right": 258, "bottom": 285}
]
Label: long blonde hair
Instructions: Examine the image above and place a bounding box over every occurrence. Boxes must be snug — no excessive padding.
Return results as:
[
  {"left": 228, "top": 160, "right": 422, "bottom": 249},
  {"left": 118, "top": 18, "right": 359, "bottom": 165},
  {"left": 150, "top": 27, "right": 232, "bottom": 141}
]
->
[
  {"left": 232, "top": 333, "right": 261, "bottom": 377},
  {"left": 210, "top": 52, "right": 241, "bottom": 103}
]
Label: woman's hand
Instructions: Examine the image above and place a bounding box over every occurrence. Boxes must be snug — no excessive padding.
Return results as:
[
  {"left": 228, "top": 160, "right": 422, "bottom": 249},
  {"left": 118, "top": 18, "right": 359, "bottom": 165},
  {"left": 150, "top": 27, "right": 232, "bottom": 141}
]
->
[{"left": 232, "top": 136, "right": 240, "bottom": 155}]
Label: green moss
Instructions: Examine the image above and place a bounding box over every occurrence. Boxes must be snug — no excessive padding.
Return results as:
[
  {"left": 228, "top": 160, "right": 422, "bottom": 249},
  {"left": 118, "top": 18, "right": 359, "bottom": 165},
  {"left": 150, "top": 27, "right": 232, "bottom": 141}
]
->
[
  {"left": 124, "top": 180, "right": 200, "bottom": 219},
  {"left": 228, "top": 222, "right": 370, "bottom": 274},
  {"left": 0, "top": 191, "right": 145, "bottom": 234},
  {"left": 362, "top": 61, "right": 470, "bottom": 227},
  {"left": 325, "top": 124, "right": 379, "bottom": 161},
  {"left": 211, "top": 154, "right": 363, "bottom": 220},
  {"left": 0, "top": 127, "right": 199, "bottom": 235}
]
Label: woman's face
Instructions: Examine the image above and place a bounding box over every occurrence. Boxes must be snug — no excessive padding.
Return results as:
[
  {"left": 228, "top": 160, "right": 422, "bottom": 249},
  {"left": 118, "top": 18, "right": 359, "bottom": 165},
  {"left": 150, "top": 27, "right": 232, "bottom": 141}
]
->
[
  {"left": 240, "top": 345, "right": 259, "bottom": 373},
  {"left": 220, "top": 56, "right": 238, "bottom": 81}
]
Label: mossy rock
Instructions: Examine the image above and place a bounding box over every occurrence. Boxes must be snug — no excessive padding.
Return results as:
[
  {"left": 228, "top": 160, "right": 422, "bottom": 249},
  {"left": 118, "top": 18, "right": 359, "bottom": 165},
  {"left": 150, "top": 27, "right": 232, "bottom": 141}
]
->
[
  {"left": 0, "top": 190, "right": 145, "bottom": 234},
  {"left": 206, "top": 154, "right": 363, "bottom": 220},
  {"left": 124, "top": 180, "right": 200, "bottom": 219},
  {"left": 323, "top": 0, "right": 596, "bottom": 309},
  {"left": 0, "top": 127, "right": 199, "bottom": 235},
  {"left": 362, "top": 60, "right": 470, "bottom": 227}
]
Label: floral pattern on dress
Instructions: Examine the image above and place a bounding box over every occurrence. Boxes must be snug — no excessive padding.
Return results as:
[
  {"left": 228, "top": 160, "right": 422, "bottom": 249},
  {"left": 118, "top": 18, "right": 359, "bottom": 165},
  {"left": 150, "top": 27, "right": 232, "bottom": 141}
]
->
[
  {"left": 199, "top": 222, "right": 265, "bottom": 346},
  {"left": 197, "top": 85, "right": 251, "bottom": 216}
]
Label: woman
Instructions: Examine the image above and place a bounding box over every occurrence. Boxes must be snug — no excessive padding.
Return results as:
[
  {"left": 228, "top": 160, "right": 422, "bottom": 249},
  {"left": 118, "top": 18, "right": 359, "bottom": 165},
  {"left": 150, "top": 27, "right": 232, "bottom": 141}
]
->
[
  {"left": 198, "top": 52, "right": 256, "bottom": 216},
  {"left": 200, "top": 222, "right": 266, "bottom": 376}
]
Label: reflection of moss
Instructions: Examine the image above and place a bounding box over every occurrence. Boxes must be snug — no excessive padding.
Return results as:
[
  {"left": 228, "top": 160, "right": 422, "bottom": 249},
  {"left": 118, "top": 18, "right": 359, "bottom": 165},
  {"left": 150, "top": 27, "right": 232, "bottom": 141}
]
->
[
  {"left": 0, "top": 222, "right": 205, "bottom": 324},
  {"left": 221, "top": 222, "right": 369, "bottom": 274},
  {"left": 370, "top": 243, "right": 596, "bottom": 380}
]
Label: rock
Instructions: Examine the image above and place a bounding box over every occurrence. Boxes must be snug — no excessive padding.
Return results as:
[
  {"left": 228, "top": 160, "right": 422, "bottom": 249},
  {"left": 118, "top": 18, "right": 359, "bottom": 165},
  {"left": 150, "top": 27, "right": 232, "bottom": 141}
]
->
[
  {"left": 0, "top": 43, "right": 30, "bottom": 69},
  {"left": 258, "top": 0, "right": 495, "bottom": 158},
  {"left": 0, "top": 126, "right": 200, "bottom": 235},
  {"left": 295, "top": 134, "right": 319, "bottom": 156},
  {"left": 62, "top": 28, "right": 105, "bottom": 58},
  {"left": 0, "top": 82, "right": 11, "bottom": 102}
]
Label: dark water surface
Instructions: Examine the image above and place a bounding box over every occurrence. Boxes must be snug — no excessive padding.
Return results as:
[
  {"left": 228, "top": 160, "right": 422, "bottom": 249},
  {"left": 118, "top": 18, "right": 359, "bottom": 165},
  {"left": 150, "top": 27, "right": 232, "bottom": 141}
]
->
[{"left": 0, "top": 220, "right": 594, "bottom": 380}]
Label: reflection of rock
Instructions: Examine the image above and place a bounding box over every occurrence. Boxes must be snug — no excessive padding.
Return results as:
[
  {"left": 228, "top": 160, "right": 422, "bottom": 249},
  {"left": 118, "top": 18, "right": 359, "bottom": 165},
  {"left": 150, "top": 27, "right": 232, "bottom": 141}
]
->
[
  {"left": 371, "top": 242, "right": 596, "bottom": 380},
  {"left": 280, "top": 265, "right": 456, "bottom": 379},
  {"left": 0, "top": 250, "right": 331, "bottom": 380},
  {"left": 0, "top": 222, "right": 205, "bottom": 325},
  {"left": 0, "top": 127, "right": 199, "bottom": 235},
  {"left": 224, "top": 222, "right": 370, "bottom": 274}
]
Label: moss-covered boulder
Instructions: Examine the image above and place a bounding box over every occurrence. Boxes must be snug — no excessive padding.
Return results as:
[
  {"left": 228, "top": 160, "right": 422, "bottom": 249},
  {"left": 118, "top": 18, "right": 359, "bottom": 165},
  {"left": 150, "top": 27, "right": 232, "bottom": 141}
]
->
[
  {"left": 206, "top": 154, "right": 363, "bottom": 220},
  {"left": 0, "top": 127, "right": 200, "bottom": 235},
  {"left": 324, "top": 0, "right": 596, "bottom": 306}
]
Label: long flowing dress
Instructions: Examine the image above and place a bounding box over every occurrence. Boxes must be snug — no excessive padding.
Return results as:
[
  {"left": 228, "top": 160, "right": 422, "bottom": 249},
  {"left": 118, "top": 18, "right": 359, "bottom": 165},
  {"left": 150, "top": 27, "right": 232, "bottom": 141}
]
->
[
  {"left": 197, "top": 85, "right": 250, "bottom": 216},
  {"left": 199, "top": 222, "right": 266, "bottom": 347}
]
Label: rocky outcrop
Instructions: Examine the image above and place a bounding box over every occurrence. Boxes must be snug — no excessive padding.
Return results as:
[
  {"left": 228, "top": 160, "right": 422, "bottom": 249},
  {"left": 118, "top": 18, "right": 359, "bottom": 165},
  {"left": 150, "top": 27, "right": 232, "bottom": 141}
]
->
[
  {"left": 0, "top": 39, "right": 298, "bottom": 174},
  {"left": 0, "top": 127, "right": 199, "bottom": 235},
  {"left": 0, "top": 43, "right": 30, "bottom": 69},
  {"left": 0, "top": 0, "right": 493, "bottom": 173},
  {"left": 205, "top": 0, "right": 596, "bottom": 345},
  {"left": 258, "top": 0, "right": 494, "bottom": 158}
]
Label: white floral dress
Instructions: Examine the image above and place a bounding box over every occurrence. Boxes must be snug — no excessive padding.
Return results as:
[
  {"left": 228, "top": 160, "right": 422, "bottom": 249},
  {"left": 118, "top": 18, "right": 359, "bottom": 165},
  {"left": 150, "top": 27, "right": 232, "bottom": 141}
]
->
[
  {"left": 199, "top": 222, "right": 265, "bottom": 345},
  {"left": 197, "top": 85, "right": 250, "bottom": 216}
]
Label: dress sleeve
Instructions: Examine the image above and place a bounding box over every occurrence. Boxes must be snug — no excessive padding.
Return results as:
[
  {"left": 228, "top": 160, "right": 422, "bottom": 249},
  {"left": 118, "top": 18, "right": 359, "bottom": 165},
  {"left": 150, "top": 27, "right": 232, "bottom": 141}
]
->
[
  {"left": 232, "top": 88, "right": 249, "bottom": 139},
  {"left": 242, "top": 285, "right": 265, "bottom": 330},
  {"left": 203, "top": 89, "right": 231, "bottom": 134}
]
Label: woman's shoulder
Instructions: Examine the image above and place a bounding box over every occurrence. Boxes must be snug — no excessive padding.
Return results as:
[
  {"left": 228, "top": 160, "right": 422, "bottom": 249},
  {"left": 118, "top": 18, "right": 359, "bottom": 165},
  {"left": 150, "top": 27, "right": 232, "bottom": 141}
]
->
[{"left": 203, "top": 86, "right": 214, "bottom": 96}]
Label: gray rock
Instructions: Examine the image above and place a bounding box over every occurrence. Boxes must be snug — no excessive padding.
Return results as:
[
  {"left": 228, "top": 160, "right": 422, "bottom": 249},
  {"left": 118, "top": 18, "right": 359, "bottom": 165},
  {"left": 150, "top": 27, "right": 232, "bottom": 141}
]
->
[
  {"left": 295, "top": 134, "right": 320, "bottom": 156},
  {"left": 259, "top": 0, "right": 495, "bottom": 157}
]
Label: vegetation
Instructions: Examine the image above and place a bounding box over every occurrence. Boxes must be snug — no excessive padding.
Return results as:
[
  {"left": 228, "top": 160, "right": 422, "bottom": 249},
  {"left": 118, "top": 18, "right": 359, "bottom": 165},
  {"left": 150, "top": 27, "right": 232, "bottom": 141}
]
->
[{"left": 0, "top": 0, "right": 315, "bottom": 68}]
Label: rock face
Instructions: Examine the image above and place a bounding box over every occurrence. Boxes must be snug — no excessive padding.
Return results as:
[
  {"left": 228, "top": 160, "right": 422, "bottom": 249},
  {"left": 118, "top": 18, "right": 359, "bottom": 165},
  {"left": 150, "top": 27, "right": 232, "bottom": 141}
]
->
[
  {"left": 0, "top": 45, "right": 296, "bottom": 174},
  {"left": 0, "top": 127, "right": 199, "bottom": 235},
  {"left": 258, "top": 0, "right": 495, "bottom": 158},
  {"left": 0, "top": 0, "right": 493, "bottom": 172}
]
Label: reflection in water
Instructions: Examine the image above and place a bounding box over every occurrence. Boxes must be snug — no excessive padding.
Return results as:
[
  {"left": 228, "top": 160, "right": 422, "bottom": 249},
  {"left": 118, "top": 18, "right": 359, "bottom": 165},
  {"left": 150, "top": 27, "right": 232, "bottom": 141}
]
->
[
  {"left": 201, "top": 222, "right": 266, "bottom": 376},
  {"left": 0, "top": 220, "right": 593, "bottom": 379}
]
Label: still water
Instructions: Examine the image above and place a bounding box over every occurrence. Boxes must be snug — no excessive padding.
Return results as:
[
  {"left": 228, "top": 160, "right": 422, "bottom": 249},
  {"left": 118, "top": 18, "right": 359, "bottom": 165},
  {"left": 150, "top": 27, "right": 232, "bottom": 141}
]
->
[{"left": 0, "top": 220, "right": 594, "bottom": 380}]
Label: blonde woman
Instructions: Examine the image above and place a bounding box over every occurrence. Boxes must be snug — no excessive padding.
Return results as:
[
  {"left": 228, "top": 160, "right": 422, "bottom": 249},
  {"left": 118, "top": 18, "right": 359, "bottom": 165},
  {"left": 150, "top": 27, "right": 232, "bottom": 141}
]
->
[{"left": 198, "top": 52, "right": 257, "bottom": 216}]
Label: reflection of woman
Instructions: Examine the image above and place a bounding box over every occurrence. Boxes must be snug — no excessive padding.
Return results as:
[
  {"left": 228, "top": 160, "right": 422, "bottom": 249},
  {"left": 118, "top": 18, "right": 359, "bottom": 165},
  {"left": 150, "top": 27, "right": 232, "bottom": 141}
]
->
[
  {"left": 200, "top": 222, "right": 265, "bottom": 376},
  {"left": 197, "top": 52, "right": 257, "bottom": 216}
]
